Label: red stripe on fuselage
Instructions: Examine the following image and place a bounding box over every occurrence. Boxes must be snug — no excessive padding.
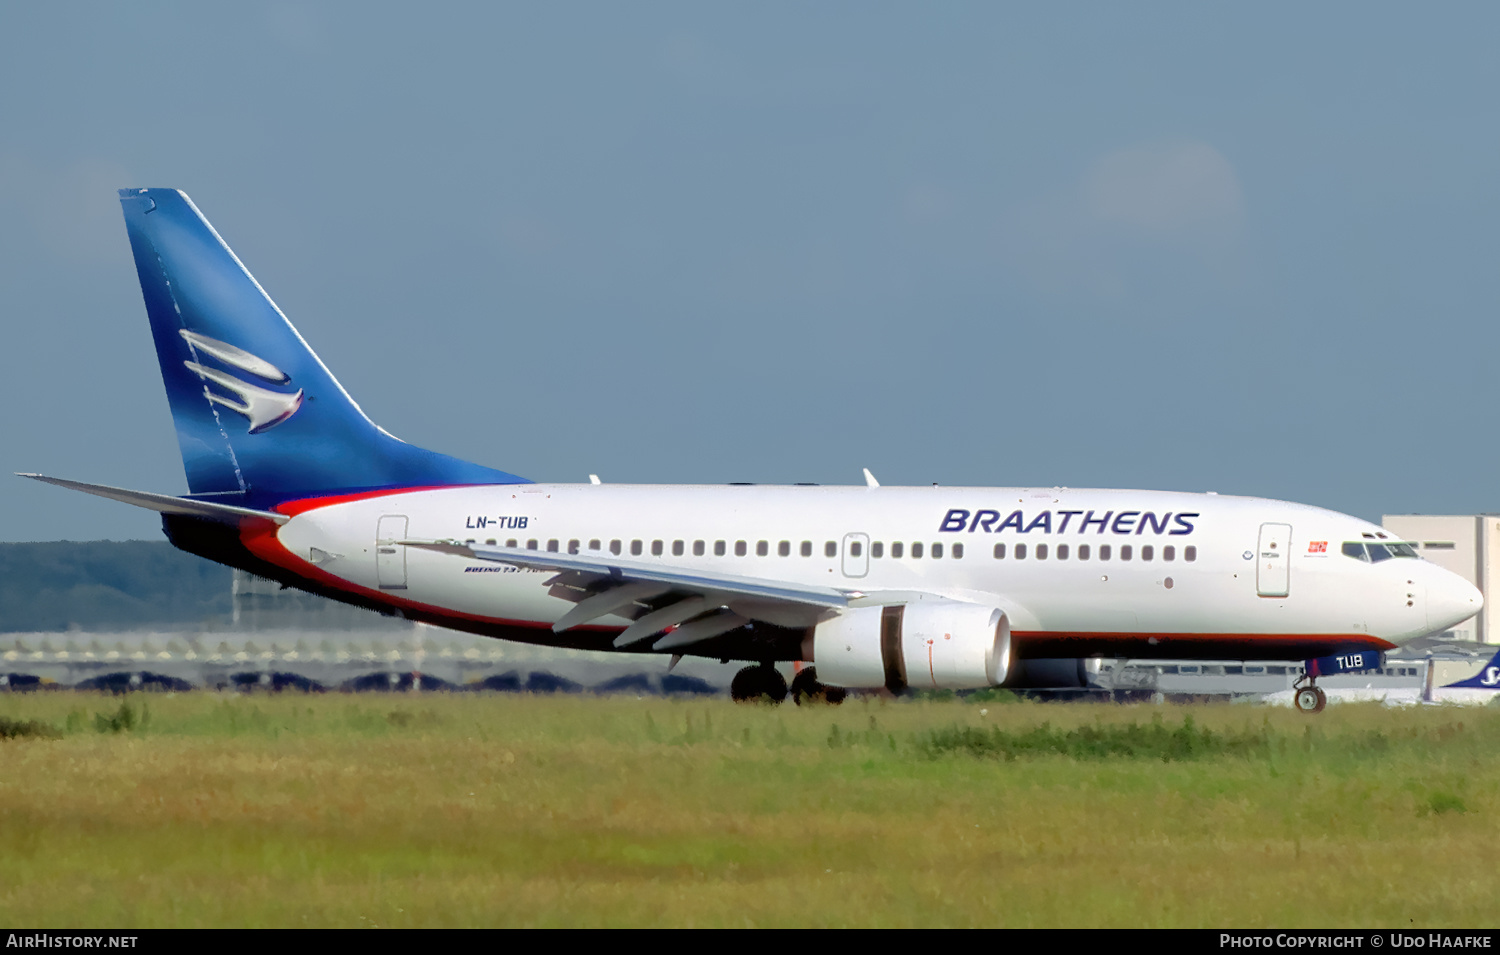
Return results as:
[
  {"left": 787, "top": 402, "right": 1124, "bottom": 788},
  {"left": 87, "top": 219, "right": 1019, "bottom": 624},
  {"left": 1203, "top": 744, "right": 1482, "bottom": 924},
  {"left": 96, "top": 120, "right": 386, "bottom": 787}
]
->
[
  {"left": 272, "top": 485, "right": 473, "bottom": 518},
  {"left": 1011, "top": 630, "right": 1396, "bottom": 661}
]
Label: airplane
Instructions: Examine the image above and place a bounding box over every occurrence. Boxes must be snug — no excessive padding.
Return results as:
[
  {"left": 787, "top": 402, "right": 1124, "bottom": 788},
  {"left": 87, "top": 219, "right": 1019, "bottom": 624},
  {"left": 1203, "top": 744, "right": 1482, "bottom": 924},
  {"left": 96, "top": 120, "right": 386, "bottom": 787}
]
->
[{"left": 19, "top": 188, "right": 1485, "bottom": 713}]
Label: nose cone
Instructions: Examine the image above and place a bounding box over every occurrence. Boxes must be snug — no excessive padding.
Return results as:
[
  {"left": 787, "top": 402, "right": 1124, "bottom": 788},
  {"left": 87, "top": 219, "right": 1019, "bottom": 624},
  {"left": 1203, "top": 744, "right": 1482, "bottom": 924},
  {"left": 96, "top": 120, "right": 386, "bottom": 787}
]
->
[{"left": 1428, "top": 570, "right": 1483, "bottom": 633}]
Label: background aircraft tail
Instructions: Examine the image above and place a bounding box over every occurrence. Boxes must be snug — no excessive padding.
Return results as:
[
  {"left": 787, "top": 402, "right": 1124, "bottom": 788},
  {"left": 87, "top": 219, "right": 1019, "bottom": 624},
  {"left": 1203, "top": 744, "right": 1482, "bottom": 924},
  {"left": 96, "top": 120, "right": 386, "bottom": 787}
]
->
[
  {"left": 118, "top": 189, "right": 526, "bottom": 506},
  {"left": 1440, "top": 648, "right": 1500, "bottom": 689}
]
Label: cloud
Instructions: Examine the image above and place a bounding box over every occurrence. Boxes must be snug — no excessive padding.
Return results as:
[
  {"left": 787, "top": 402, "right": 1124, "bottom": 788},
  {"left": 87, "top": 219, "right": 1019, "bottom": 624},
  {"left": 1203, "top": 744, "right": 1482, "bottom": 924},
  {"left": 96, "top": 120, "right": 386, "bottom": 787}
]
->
[
  {"left": 997, "top": 139, "right": 1247, "bottom": 304},
  {"left": 1082, "top": 141, "right": 1243, "bottom": 236}
]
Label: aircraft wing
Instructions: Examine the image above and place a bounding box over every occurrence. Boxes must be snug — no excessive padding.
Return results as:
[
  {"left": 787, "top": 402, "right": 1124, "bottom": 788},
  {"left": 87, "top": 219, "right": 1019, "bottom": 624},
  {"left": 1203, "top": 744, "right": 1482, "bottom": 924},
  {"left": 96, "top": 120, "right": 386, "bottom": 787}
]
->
[{"left": 403, "top": 539, "right": 922, "bottom": 650}]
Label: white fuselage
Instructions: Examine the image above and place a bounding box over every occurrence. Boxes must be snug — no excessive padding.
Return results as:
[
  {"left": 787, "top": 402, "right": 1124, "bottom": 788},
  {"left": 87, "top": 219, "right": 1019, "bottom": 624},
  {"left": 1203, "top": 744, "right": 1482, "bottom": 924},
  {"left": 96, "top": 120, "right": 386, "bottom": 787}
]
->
[{"left": 257, "top": 484, "right": 1482, "bottom": 663}]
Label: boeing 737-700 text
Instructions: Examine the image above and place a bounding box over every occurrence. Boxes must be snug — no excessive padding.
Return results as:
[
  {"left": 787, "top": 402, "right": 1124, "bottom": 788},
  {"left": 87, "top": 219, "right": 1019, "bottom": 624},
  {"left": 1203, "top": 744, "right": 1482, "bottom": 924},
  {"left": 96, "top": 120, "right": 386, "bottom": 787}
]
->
[{"left": 21, "top": 189, "right": 1484, "bottom": 712}]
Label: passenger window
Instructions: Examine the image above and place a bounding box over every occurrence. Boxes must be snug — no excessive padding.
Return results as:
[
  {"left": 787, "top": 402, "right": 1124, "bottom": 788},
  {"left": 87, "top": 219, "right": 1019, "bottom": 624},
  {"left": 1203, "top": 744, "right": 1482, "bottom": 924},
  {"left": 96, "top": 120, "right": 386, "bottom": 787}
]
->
[
  {"left": 1035, "top": 543, "right": 1047, "bottom": 560},
  {"left": 931, "top": 543, "right": 943, "bottom": 559},
  {"left": 1099, "top": 545, "right": 1111, "bottom": 561},
  {"left": 610, "top": 539, "right": 621, "bottom": 555},
  {"left": 801, "top": 541, "right": 812, "bottom": 557},
  {"left": 568, "top": 539, "right": 579, "bottom": 554},
  {"left": 993, "top": 543, "right": 1006, "bottom": 559},
  {"left": 1121, "top": 545, "right": 1132, "bottom": 561},
  {"left": 547, "top": 539, "right": 559, "bottom": 552},
  {"left": 589, "top": 539, "right": 601, "bottom": 551},
  {"left": 505, "top": 539, "right": 516, "bottom": 548},
  {"left": 778, "top": 540, "right": 791, "bottom": 557},
  {"left": 485, "top": 539, "right": 496, "bottom": 546},
  {"left": 872, "top": 542, "right": 884, "bottom": 558},
  {"left": 1185, "top": 545, "right": 1196, "bottom": 562},
  {"left": 1015, "top": 543, "right": 1027, "bottom": 560},
  {"left": 1078, "top": 544, "right": 1089, "bottom": 560},
  {"left": 850, "top": 541, "right": 863, "bottom": 558},
  {"left": 527, "top": 539, "right": 539, "bottom": 550},
  {"left": 672, "top": 540, "right": 684, "bottom": 556},
  {"left": 693, "top": 540, "right": 705, "bottom": 556},
  {"left": 651, "top": 540, "right": 663, "bottom": 556},
  {"left": 825, "top": 541, "right": 837, "bottom": 558},
  {"left": 735, "top": 541, "right": 748, "bottom": 557},
  {"left": 1057, "top": 544, "right": 1069, "bottom": 560},
  {"left": 912, "top": 542, "right": 924, "bottom": 559},
  {"left": 631, "top": 540, "right": 643, "bottom": 556},
  {"left": 714, "top": 540, "right": 726, "bottom": 557},
  {"left": 1142, "top": 545, "right": 1153, "bottom": 561},
  {"left": 757, "top": 540, "right": 769, "bottom": 557},
  {"left": 1163, "top": 545, "right": 1175, "bottom": 561},
  {"left": 952, "top": 543, "right": 963, "bottom": 559},
  {"left": 892, "top": 542, "right": 904, "bottom": 559}
]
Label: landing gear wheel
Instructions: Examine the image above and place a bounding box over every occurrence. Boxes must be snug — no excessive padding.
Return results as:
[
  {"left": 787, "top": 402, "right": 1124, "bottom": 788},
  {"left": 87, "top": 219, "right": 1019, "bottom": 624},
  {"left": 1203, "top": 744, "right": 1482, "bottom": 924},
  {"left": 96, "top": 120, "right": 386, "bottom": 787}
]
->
[
  {"left": 731, "top": 664, "right": 788, "bottom": 704},
  {"left": 790, "top": 667, "right": 848, "bottom": 706},
  {"left": 1294, "top": 685, "right": 1327, "bottom": 713}
]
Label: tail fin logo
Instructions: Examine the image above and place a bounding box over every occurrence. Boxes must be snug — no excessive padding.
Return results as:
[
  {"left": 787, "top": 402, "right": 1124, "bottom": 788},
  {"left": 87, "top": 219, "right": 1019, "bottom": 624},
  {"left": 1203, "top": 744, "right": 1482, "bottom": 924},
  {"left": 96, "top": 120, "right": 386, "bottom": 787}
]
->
[{"left": 179, "top": 329, "right": 304, "bottom": 433}]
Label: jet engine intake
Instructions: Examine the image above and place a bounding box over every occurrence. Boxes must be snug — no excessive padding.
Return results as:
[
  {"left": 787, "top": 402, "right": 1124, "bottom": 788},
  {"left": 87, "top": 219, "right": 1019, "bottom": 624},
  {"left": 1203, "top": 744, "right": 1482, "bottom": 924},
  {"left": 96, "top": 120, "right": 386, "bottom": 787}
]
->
[{"left": 812, "top": 602, "right": 1012, "bottom": 692}]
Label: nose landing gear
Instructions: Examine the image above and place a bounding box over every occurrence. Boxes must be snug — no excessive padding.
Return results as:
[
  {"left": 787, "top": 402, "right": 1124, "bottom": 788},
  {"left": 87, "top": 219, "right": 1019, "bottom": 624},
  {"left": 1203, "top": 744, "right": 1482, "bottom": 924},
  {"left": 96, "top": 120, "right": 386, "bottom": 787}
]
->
[{"left": 1293, "top": 679, "right": 1327, "bottom": 714}]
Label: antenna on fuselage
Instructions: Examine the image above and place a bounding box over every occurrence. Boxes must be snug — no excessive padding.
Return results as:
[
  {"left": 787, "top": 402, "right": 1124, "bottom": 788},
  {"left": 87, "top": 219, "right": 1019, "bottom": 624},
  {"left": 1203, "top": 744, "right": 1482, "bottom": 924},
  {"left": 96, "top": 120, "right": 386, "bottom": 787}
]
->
[{"left": 862, "top": 468, "right": 879, "bottom": 488}]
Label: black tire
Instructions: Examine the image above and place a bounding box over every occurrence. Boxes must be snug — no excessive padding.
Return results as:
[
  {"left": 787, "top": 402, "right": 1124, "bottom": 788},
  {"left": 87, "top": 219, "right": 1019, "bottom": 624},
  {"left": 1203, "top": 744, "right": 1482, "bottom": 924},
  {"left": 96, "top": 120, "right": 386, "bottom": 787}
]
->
[
  {"left": 731, "top": 665, "right": 788, "bottom": 704},
  {"left": 790, "top": 666, "right": 847, "bottom": 706},
  {"left": 790, "top": 667, "right": 822, "bottom": 706}
]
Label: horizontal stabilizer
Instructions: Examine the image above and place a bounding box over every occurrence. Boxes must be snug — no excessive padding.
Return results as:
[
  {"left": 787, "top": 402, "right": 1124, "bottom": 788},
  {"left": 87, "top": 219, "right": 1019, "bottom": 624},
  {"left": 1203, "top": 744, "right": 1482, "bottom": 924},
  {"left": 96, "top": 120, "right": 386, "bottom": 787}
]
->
[{"left": 18, "top": 473, "right": 289, "bottom": 525}]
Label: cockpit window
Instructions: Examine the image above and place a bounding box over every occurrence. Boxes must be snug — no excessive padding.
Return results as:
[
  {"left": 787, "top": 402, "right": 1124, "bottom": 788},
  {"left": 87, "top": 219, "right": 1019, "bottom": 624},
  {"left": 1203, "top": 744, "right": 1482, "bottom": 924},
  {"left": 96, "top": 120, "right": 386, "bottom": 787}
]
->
[{"left": 1343, "top": 541, "right": 1418, "bottom": 563}]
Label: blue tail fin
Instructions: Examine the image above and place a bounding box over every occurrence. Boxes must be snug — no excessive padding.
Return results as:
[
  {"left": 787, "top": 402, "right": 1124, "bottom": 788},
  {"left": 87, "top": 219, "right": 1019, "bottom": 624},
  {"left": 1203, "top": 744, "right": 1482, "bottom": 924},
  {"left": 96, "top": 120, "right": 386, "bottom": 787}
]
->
[
  {"left": 1442, "top": 648, "right": 1500, "bottom": 689},
  {"left": 118, "top": 189, "right": 527, "bottom": 505}
]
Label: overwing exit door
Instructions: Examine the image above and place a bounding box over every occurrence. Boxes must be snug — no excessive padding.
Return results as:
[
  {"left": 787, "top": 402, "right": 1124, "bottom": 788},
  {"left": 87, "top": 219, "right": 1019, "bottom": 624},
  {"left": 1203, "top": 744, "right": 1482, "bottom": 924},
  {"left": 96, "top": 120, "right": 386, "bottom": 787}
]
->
[
  {"left": 377, "top": 515, "right": 409, "bottom": 590},
  {"left": 1257, "top": 523, "right": 1291, "bottom": 597},
  {"left": 842, "top": 533, "right": 870, "bottom": 578}
]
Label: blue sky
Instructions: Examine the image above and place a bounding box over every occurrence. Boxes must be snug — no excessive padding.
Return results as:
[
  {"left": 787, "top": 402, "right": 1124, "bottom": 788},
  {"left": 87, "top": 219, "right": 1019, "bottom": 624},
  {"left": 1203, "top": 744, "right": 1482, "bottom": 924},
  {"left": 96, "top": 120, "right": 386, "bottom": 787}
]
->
[{"left": 2, "top": 2, "right": 1497, "bottom": 541}]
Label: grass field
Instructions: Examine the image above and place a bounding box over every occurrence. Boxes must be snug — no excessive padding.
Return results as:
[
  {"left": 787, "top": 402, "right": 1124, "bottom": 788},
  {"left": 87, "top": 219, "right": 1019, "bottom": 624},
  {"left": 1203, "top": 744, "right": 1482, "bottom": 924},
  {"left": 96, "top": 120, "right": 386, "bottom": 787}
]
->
[{"left": 1, "top": 690, "right": 1497, "bottom": 928}]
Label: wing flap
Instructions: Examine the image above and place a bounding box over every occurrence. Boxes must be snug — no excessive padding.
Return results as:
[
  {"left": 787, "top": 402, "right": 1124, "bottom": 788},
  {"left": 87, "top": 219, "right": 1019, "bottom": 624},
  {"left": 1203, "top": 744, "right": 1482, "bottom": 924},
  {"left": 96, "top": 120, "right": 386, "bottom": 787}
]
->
[{"left": 402, "top": 539, "right": 927, "bottom": 649}]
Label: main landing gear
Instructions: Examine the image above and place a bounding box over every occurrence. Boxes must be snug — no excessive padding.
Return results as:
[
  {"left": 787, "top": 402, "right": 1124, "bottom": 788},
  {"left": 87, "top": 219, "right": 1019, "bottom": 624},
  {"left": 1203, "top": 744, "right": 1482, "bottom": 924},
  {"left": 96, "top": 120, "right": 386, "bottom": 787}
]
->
[
  {"left": 730, "top": 664, "right": 848, "bottom": 705},
  {"left": 790, "top": 666, "right": 847, "bottom": 706},
  {"left": 1293, "top": 676, "right": 1327, "bottom": 714},
  {"left": 731, "top": 663, "right": 787, "bottom": 703}
]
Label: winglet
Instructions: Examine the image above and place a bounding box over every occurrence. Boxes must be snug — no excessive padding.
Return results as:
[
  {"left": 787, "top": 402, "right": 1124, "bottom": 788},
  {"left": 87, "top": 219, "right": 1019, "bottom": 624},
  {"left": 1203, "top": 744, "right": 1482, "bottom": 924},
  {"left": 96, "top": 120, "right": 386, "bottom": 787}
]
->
[{"left": 862, "top": 468, "right": 880, "bottom": 488}]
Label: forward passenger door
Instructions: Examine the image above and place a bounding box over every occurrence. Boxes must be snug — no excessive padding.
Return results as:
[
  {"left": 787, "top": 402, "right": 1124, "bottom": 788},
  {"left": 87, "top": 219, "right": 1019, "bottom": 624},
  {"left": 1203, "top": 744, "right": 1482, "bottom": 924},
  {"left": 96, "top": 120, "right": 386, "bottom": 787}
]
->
[{"left": 1256, "top": 523, "right": 1291, "bottom": 597}]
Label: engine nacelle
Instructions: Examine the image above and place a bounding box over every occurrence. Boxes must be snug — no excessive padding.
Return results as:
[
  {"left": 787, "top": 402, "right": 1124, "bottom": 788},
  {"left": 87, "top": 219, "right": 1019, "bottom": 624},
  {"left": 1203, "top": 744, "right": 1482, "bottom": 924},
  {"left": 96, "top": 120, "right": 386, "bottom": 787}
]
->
[{"left": 812, "top": 601, "right": 1012, "bottom": 691}]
